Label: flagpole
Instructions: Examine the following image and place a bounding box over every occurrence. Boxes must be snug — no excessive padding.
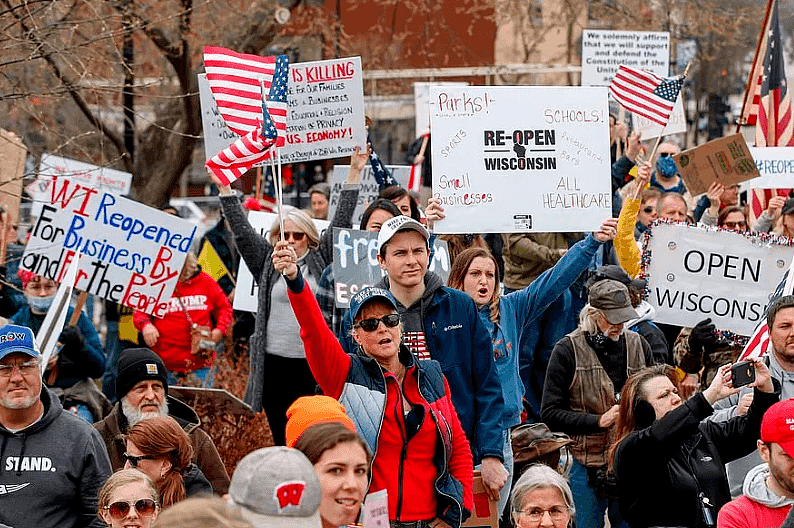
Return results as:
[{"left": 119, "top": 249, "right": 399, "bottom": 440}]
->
[
  {"left": 645, "top": 62, "right": 692, "bottom": 163},
  {"left": 736, "top": 0, "right": 775, "bottom": 133}
]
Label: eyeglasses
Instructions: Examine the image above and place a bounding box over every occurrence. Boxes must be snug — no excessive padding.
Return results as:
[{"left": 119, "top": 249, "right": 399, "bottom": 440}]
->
[
  {"left": 642, "top": 207, "right": 655, "bottom": 214},
  {"left": 123, "top": 452, "right": 158, "bottom": 468},
  {"left": 105, "top": 499, "right": 157, "bottom": 519},
  {"left": 0, "top": 360, "right": 39, "bottom": 378},
  {"left": 283, "top": 231, "right": 306, "bottom": 242},
  {"left": 722, "top": 221, "right": 747, "bottom": 230},
  {"left": 658, "top": 152, "right": 672, "bottom": 158},
  {"left": 354, "top": 314, "right": 401, "bottom": 332},
  {"left": 519, "top": 506, "right": 570, "bottom": 524}
]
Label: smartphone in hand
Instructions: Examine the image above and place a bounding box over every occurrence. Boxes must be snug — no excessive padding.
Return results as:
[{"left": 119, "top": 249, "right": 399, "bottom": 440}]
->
[{"left": 731, "top": 360, "right": 756, "bottom": 388}]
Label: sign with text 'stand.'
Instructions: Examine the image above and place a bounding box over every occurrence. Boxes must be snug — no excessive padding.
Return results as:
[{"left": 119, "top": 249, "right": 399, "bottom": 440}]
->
[
  {"left": 331, "top": 227, "right": 450, "bottom": 308},
  {"left": 744, "top": 147, "right": 794, "bottom": 189},
  {"left": 21, "top": 178, "right": 195, "bottom": 316},
  {"left": 645, "top": 222, "right": 793, "bottom": 336},
  {"left": 581, "top": 29, "right": 670, "bottom": 87},
  {"left": 233, "top": 211, "right": 329, "bottom": 313},
  {"left": 430, "top": 86, "right": 611, "bottom": 233},
  {"left": 673, "top": 133, "right": 760, "bottom": 196},
  {"left": 327, "top": 165, "right": 412, "bottom": 227}
]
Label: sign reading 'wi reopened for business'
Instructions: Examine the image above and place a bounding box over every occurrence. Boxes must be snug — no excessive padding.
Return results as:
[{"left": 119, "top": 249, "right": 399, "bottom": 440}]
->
[{"left": 430, "top": 86, "right": 611, "bottom": 234}]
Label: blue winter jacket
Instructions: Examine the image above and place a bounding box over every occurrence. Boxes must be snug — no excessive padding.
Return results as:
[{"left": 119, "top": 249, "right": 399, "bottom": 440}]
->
[
  {"left": 338, "top": 274, "right": 506, "bottom": 463},
  {"left": 481, "top": 234, "right": 604, "bottom": 428}
]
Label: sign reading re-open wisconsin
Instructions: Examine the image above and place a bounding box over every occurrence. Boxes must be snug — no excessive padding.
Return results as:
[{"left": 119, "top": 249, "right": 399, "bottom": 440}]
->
[{"left": 430, "top": 86, "right": 611, "bottom": 233}]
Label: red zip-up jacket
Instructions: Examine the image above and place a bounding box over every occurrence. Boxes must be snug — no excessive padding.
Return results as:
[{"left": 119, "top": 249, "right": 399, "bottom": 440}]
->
[
  {"left": 133, "top": 271, "right": 233, "bottom": 372},
  {"left": 287, "top": 279, "right": 473, "bottom": 523}
]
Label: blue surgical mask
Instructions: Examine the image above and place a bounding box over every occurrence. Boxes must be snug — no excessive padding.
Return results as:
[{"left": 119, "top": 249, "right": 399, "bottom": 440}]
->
[
  {"left": 656, "top": 156, "right": 678, "bottom": 178},
  {"left": 27, "top": 294, "right": 55, "bottom": 313}
]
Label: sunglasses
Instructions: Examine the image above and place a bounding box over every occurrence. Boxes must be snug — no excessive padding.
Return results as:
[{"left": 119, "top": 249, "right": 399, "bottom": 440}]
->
[
  {"left": 105, "top": 499, "right": 157, "bottom": 519},
  {"left": 283, "top": 231, "right": 306, "bottom": 242},
  {"left": 658, "top": 152, "right": 672, "bottom": 157},
  {"left": 642, "top": 207, "right": 655, "bottom": 214},
  {"left": 123, "top": 452, "right": 158, "bottom": 468},
  {"left": 355, "top": 314, "right": 401, "bottom": 332},
  {"left": 723, "top": 221, "right": 747, "bottom": 229}
]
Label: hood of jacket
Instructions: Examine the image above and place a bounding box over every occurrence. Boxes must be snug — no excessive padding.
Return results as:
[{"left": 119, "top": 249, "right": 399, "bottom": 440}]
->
[
  {"left": 626, "top": 301, "right": 655, "bottom": 328},
  {"left": 377, "top": 270, "right": 445, "bottom": 310},
  {"left": 743, "top": 462, "right": 794, "bottom": 508}
]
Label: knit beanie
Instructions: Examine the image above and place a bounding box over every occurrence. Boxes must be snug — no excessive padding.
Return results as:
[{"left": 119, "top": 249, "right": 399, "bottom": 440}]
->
[
  {"left": 285, "top": 395, "right": 356, "bottom": 448},
  {"left": 116, "top": 348, "right": 169, "bottom": 399}
]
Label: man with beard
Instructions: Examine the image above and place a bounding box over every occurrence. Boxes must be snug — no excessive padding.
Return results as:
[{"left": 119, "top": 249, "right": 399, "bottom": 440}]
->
[
  {"left": 0, "top": 324, "right": 111, "bottom": 528},
  {"left": 93, "top": 347, "right": 230, "bottom": 494},
  {"left": 541, "top": 280, "right": 654, "bottom": 528},
  {"left": 717, "top": 399, "right": 794, "bottom": 527}
]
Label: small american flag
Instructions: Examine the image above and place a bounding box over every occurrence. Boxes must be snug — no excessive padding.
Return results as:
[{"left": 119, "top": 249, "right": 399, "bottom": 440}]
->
[
  {"left": 205, "top": 55, "right": 290, "bottom": 186},
  {"left": 739, "top": 259, "right": 794, "bottom": 361},
  {"left": 608, "top": 65, "right": 684, "bottom": 127}
]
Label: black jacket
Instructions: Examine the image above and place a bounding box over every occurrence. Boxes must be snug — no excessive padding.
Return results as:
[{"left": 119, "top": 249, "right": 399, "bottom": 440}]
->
[{"left": 614, "top": 388, "right": 779, "bottom": 528}]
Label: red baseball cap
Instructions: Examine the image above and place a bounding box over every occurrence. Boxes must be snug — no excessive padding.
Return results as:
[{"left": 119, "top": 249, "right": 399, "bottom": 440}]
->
[{"left": 761, "top": 399, "right": 794, "bottom": 458}]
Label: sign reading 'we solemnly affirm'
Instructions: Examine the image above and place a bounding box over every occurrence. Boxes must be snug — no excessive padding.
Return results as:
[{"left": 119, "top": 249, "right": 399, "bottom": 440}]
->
[{"left": 430, "top": 86, "right": 612, "bottom": 234}]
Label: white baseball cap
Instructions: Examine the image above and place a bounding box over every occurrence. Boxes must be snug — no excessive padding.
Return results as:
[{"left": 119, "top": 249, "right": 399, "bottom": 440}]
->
[{"left": 376, "top": 215, "right": 430, "bottom": 253}]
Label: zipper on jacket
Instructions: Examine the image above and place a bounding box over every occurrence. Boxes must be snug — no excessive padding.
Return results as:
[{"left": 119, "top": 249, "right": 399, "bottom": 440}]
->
[{"left": 394, "top": 380, "right": 409, "bottom": 521}]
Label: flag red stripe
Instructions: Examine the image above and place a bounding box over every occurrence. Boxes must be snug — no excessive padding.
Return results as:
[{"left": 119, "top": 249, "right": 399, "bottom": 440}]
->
[{"left": 610, "top": 76, "right": 674, "bottom": 111}]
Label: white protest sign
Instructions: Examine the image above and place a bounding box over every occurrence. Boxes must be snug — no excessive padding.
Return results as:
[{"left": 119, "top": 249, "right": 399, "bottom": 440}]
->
[
  {"left": 645, "top": 223, "right": 792, "bottom": 335},
  {"left": 414, "top": 82, "right": 467, "bottom": 137},
  {"left": 198, "top": 73, "right": 243, "bottom": 163},
  {"left": 21, "top": 178, "right": 196, "bottom": 316},
  {"left": 430, "top": 86, "right": 611, "bottom": 233},
  {"left": 632, "top": 95, "right": 686, "bottom": 140},
  {"left": 362, "top": 490, "right": 389, "bottom": 528},
  {"left": 233, "top": 211, "right": 330, "bottom": 312},
  {"left": 332, "top": 227, "right": 450, "bottom": 308},
  {"left": 327, "top": 165, "right": 412, "bottom": 227},
  {"left": 200, "top": 58, "right": 367, "bottom": 165},
  {"left": 744, "top": 147, "right": 794, "bottom": 189},
  {"left": 30, "top": 154, "right": 133, "bottom": 218},
  {"left": 581, "top": 29, "right": 670, "bottom": 87}
]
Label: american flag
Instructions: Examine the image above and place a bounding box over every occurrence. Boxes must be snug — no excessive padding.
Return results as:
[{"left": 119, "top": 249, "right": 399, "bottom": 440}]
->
[
  {"left": 204, "top": 47, "right": 279, "bottom": 136},
  {"left": 368, "top": 135, "right": 398, "bottom": 188},
  {"left": 608, "top": 65, "right": 684, "bottom": 127},
  {"left": 205, "top": 54, "right": 289, "bottom": 186},
  {"left": 739, "top": 259, "right": 794, "bottom": 361},
  {"left": 746, "top": 1, "right": 794, "bottom": 224}
]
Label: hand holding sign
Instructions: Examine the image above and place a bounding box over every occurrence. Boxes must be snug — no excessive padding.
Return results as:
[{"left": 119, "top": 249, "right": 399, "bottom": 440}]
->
[
  {"left": 767, "top": 196, "right": 786, "bottom": 218},
  {"left": 632, "top": 161, "right": 653, "bottom": 200},
  {"left": 594, "top": 217, "right": 619, "bottom": 243},
  {"left": 272, "top": 240, "right": 298, "bottom": 280},
  {"left": 207, "top": 168, "right": 233, "bottom": 195},
  {"left": 425, "top": 198, "right": 446, "bottom": 229}
]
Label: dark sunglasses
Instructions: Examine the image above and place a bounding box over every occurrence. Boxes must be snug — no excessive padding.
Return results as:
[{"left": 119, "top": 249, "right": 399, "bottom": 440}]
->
[
  {"left": 105, "top": 499, "right": 157, "bottom": 519},
  {"left": 723, "top": 221, "right": 747, "bottom": 229},
  {"left": 355, "top": 314, "right": 401, "bottom": 332},
  {"left": 658, "top": 152, "right": 672, "bottom": 157},
  {"left": 642, "top": 207, "right": 655, "bottom": 214},
  {"left": 123, "top": 452, "right": 158, "bottom": 468},
  {"left": 284, "top": 231, "right": 306, "bottom": 241}
]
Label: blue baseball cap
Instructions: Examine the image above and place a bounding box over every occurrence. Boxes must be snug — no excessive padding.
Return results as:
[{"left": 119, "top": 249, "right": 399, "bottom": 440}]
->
[
  {"left": 349, "top": 287, "right": 398, "bottom": 321},
  {"left": 0, "top": 324, "right": 39, "bottom": 362}
]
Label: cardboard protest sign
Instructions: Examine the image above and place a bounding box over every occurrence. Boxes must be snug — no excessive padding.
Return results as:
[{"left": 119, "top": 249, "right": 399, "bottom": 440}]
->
[
  {"left": 30, "top": 154, "right": 133, "bottom": 218},
  {"left": 744, "top": 147, "right": 794, "bottom": 189},
  {"left": 645, "top": 223, "right": 792, "bottom": 336},
  {"left": 233, "top": 211, "right": 330, "bottom": 312},
  {"left": 331, "top": 227, "right": 450, "bottom": 308},
  {"left": 414, "top": 82, "right": 467, "bottom": 137},
  {"left": 632, "top": 95, "right": 686, "bottom": 140},
  {"left": 327, "top": 165, "right": 412, "bottom": 227},
  {"left": 21, "top": 178, "right": 195, "bottom": 316},
  {"left": 673, "top": 133, "right": 760, "bottom": 196},
  {"left": 581, "top": 29, "right": 670, "bottom": 87},
  {"left": 461, "top": 472, "right": 499, "bottom": 528},
  {"left": 430, "top": 86, "right": 611, "bottom": 233},
  {"left": 0, "top": 129, "right": 26, "bottom": 228},
  {"left": 200, "top": 58, "right": 366, "bottom": 165}
]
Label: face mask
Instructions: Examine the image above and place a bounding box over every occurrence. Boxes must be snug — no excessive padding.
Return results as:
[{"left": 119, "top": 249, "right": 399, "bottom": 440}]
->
[
  {"left": 27, "top": 295, "right": 55, "bottom": 313},
  {"left": 656, "top": 156, "right": 678, "bottom": 178}
]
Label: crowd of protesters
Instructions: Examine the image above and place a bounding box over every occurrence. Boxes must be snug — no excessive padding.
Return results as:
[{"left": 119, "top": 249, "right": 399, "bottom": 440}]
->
[{"left": 5, "top": 127, "right": 794, "bottom": 528}]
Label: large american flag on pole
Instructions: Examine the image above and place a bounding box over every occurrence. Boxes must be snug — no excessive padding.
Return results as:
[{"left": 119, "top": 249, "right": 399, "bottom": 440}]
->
[
  {"left": 205, "top": 53, "right": 289, "bottom": 185},
  {"left": 739, "top": 258, "right": 794, "bottom": 361},
  {"left": 608, "top": 65, "right": 684, "bottom": 126},
  {"left": 746, "top": 1, "right": 794, "bottom": 225}
]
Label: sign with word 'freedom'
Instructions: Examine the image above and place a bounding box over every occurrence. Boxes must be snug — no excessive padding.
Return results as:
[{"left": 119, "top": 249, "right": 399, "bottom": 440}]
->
[{"left": 430, "top": 86, "right": 611, "bottom": 233}]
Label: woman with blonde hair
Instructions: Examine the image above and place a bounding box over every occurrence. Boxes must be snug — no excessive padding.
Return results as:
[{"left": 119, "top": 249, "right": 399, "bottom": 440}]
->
[
  {"left": 125, "top": 416, "right": 212, "bottom": 507},
  {"left": 98, "top": 469, "right": 160, "bottom": 528},
  {"left": 211, "top": 167, "right": 350, "bottom": 445}
]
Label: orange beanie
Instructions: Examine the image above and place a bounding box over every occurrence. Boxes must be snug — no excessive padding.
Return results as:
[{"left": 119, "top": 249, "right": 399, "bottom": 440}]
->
[{"left": 285, "top": 395, "right": 357, "bottom": 448}]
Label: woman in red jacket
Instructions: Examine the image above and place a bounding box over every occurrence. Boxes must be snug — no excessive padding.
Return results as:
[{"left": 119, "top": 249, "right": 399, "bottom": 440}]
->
[
  {"left": 273, "top": 240, "right": 473, "bottom": 528},
  {"left": 133, "top": 253, "right": 233, "bottom": 386}
]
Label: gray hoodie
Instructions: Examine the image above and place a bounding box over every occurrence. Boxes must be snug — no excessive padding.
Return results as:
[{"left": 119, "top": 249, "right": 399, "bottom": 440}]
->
[
  {"left": 744, "top": 462, "right": 794, "bottom": 508},
  {"left": 0, "top": 386, "right": 112, "bottom": 528}
]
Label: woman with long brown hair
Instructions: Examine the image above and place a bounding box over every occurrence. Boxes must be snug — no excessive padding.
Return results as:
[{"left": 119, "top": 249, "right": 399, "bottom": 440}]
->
[
  {"left": 125, "top": 416, "right": 212, "bottom": 507},
  {"left": 611, "top": 362, "right": 776, "bottom": 528},
  {"left": 446, "top": 219, "right": 617, "bottom": 518}
]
